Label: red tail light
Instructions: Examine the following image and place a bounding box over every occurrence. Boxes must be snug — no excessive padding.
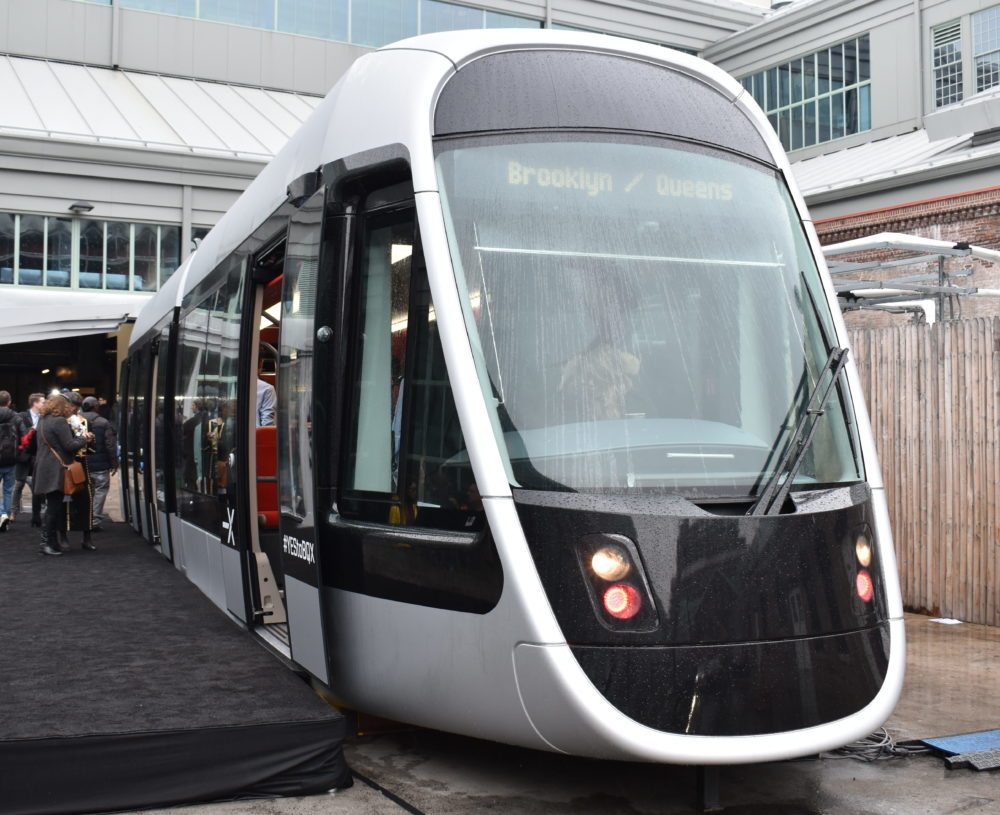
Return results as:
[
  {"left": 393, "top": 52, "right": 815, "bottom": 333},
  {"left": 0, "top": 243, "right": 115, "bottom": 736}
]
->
[
  {"left": 856, "top": 570, "right": 874, "bottom": 603},
  {"left": 603, "top": 584, "right": 642, "bottom": 619}
]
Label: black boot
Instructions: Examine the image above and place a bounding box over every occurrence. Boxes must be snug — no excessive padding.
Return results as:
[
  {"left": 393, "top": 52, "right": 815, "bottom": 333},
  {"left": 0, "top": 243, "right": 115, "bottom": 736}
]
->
[
  {"left": 82, "top": 533, "right": 96, "bottom": 551},
  {"left": 40, "top": 535, "right": 62, "bottom": 556},
  {"left": 58, "top": 531, "right": 70, "bottom": 552}
]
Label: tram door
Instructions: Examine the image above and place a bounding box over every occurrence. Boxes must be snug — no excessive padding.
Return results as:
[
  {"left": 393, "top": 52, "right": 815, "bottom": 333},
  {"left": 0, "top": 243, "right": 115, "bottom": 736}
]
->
[{"left": 246, "top": 188, "right": 329, "bottom": 682}]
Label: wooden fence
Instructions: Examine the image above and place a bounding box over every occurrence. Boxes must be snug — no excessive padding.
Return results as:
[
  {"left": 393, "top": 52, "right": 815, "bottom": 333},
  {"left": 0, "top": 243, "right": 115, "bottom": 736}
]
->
[{"left": 849, "top": 317, "right": 1000, "bottom": 626}]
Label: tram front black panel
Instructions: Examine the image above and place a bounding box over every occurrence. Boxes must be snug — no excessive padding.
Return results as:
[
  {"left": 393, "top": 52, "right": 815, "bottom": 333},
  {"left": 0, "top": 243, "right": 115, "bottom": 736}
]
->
[
  {"left": 571, "top": 624, "right": 890, "bottom": 736},
  {"left": 433, "top": 49, "right": 773, "bottom": 165},
  {"left": 513, "top": 486, "right": 892, "bottom": 734}
]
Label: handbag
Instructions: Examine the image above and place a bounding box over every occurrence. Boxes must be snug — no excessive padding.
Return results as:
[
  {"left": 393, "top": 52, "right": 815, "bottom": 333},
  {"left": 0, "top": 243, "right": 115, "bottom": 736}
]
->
[{"left": 40, "top": 422, "right": 88, "bottom": 495}]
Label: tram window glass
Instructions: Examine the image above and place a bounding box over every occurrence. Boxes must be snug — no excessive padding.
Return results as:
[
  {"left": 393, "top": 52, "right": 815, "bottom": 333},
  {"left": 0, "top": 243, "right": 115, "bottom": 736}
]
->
[
  {"left": 175, "top": 255, "right": 245, "bottom": 533},
  {"left": 343, "top": 207, "right": 477, "bottom": 528},
  {"left": 435, "top": 135, "right": 864, "bottom": 497},
  {"left": 278, "top": 198, "right": 321, "bottom": 520}
]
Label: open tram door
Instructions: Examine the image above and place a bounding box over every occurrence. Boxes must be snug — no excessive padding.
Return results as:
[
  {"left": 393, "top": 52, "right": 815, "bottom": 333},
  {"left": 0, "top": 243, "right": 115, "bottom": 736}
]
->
[{"left": 243, "top": 183, "right": 331, "bottom": 683}]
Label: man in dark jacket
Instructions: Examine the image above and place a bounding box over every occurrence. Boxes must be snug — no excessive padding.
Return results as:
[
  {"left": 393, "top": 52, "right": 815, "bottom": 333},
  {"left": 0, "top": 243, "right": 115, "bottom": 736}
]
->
[
  {"left": 0, "top": 390, "right": 26, "bottom": 532},
  {"left": 81, "top": 396, "right": 118, "bottom": 529}
]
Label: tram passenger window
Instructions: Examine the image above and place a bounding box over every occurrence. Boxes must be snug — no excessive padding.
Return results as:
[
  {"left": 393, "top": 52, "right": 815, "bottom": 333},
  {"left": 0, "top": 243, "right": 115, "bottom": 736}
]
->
[
  {"left": 174, "top": 254, "right": 246, "bottom": 535},
  {"left": 343, "top": 207, "right": 477, "bottom": 530}
]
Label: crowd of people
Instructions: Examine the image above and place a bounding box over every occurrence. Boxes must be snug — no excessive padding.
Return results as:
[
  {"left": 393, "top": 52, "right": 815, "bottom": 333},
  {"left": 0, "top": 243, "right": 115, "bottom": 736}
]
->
[{"left": 0, "top": 388, "right": 118, "bottom": 556}]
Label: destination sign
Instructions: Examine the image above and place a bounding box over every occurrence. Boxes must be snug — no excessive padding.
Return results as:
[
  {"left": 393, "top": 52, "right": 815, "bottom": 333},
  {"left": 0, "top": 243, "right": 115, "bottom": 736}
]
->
[{"left": 506, "top": 160, "right": 735, "bottom": 202}]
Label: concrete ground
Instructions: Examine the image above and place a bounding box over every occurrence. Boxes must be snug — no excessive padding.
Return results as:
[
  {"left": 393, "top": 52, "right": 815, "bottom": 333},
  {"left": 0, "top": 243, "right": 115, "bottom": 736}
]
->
[{"left": 111, "top": 613, "right": 999, "bottom": 815}]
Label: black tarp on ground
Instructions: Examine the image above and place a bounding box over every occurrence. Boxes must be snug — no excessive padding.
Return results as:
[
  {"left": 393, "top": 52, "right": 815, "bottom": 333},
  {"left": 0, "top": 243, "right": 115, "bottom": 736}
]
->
[{"left": 0, "top": 518, "right": 351, "bottom": 815}]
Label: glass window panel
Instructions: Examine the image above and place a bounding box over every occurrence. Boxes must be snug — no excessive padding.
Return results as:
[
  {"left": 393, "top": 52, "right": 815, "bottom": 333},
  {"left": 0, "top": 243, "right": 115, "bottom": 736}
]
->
[
  {"left": 134, "top": 224, "right": 158, "bottom": 292},
  {"left": 159, "top": 225, "right": 181, "bottom": 286},
  {"left": 175, "top": 296, "right": 213, "bottom": 528},
  {"left": 277, "top": 0, "right": 347, "bottom": 40},
  {"left": 858, "top": 34, "right": 870, "bottom": 81},
  {"left": 0, "top": 213, "right": 14, "bottom": 285},
  {"left": 18, "top": 215, "right": 44, "bottom": 287},
  {"left": 974, "top": 6, "right": 1000, "bottom": 55},
  {"left": 803, "top": 54, "right": 815, "bottom": 99},
  {"left": 278, "top": 196, "right": 321, "bottom": 519},
  {"left": 79, "top": 219, "right": 104, "bottom": 289},
  {"left": 843, "top": 39, "right": 857, "bottom": 86},
  {"left": 817, "top": 49, "right": 830, "bottom": 95},
  {"left": 830, "top": 44, "right": 844, "bottom": 90},
  {"left": 347, "top": 211, "right": 411, "bottom": 495},
  {"left": 831, "top": 91, "right": 846, "bottom": 139},
  {"left": 119, "top": 0, "right": 196, "bottom": 13},
  {"left": 484, "top": 10, "right": 539, "bottom": 28},
  {"left": 46, "top": 217, "right": 72, "bottom": 287},
  {"left": 766, "top": 68, "right": 778, "bottom": 111},
  {"left": 845, "top": 87, "right": 859, "bottom": 135},
  {"left": 977, "top": 52, "right": 1000, "bottom": 93},
  {"left": 351, "top": 0, "right": 417, "bottom": 47},
  {"left": 778, "top": 108, "right": 791, "bottom": 151},
  {"left": 790, "top": 59, "right": 803, "bottom": 104},
  {"left": 791, "top": 104, "right": 804, "bottom": 151},
  {"left": 420, "top": 0, "right": 481, "bottom": 34},
  {"left": 106, "top": 222, "right": 131, "bottom": 290},
  {"left": 859, "top": 85, "right": 871, "bottom": 131},
  {"left": 818, "top": 95, "right": 831, "bottom": 143},
  {"left": 200, "top": 0, "right": 273, "bottom": 28},
  {"left": 803, "top": 100, "right": 817, "bottom": 147},
  {"left": 779, "top": 64, "right": 791, "bottom": 107},
  {"left": 436, "top": 138, "right": 864, "bottom": 493}
]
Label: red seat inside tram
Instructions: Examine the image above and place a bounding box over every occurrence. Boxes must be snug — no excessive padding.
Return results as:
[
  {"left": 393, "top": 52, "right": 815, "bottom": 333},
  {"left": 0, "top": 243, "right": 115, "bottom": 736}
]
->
[{"left": 256, "top": 426, "right": 279, "bottom": 529}]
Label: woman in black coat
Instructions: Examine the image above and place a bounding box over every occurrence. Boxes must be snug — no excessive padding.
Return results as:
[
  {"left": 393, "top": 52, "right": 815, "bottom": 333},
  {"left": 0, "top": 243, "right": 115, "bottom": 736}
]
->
[{"left": 34, "top": 393, "right": 94, "bottom": 557}]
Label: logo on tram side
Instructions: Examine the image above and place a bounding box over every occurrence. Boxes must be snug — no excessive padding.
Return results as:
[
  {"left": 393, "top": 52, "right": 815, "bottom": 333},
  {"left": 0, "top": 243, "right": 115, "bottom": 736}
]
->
[{"left": 283, "top": 534, "right": 316, "bottom": 565}]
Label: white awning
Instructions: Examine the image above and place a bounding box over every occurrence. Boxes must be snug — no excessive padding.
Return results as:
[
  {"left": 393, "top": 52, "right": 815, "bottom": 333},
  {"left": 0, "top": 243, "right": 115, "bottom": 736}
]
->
[
  {"left": 0, "top": 290, "right": 152, "bottom": 344},
  {"left": 0, "top": 55, "right": 322, "bottom": 161}
]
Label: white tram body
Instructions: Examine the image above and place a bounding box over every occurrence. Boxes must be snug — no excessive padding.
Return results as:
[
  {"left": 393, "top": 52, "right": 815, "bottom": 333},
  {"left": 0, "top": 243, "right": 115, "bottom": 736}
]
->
[{"left": 124, "top": 30, "right": 905, "bottom": 765}]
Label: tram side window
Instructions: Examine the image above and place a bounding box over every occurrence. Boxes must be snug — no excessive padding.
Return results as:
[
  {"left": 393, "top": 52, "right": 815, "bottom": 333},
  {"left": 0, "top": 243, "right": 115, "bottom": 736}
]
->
[
  {"left": 174, "top": 255, "right": 245, "bottom": 534},
  {"left": 342, "top": 208, "right": 478, "bottom": 530}
]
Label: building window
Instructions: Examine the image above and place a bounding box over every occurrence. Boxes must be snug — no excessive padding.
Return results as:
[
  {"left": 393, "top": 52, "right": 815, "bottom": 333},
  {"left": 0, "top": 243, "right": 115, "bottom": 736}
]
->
[
  {"left": 0, "top": 211, "right": 193, "bottom": 292},
  {"left": 741, "top": 35, "right": 871, "bottom": 153},
  {"left": 933, "top": 5, "right": 1000, "bottom": 108},
  {"left": 114, "top": 0, "right": 540, "bottom": 48},
  {"left": 975, "top": 6, "right": 1000, "bottom": 94},
  {"left": 934, "top": 20, "right": 964, "bottom": 107}
]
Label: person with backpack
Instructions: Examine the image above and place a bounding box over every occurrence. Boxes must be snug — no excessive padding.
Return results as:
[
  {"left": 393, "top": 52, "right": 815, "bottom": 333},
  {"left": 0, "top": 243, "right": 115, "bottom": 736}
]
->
[{"left": 0, "top": 390, "right": 26, "bottom": 532}]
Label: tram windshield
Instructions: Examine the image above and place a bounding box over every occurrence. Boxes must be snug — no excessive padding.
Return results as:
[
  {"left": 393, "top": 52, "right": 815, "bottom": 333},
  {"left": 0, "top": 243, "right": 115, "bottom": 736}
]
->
[{"left": 435, "top": 135, "right": 864, "bottom": 497}]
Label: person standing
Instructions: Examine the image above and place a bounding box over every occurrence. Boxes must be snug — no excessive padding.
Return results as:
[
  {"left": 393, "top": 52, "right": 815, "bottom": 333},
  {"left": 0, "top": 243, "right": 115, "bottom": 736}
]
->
[
  {"left": 34, "top": 392, "right": 93, "bottom": 556},
  {"left": 12, "top": 392, "right": 44, "bottom": 526},
  {"left": 81, "top": 396, "right": 117, "bottom": 529},
  {"left": 0, "top": 390, "right": 25, "bottom": 532}
]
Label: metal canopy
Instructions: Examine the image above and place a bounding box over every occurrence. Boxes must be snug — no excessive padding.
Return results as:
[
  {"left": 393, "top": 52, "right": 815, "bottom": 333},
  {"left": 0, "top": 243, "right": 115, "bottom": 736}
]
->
[{"left": 822, "top": 232, "right": 1000, "bottom": 322}]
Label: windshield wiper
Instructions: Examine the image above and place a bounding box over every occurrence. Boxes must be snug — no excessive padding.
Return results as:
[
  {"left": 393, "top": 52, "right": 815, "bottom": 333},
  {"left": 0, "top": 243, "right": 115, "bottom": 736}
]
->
[{"left": 748, "top": 346, "right": 850, "bottom": 516}]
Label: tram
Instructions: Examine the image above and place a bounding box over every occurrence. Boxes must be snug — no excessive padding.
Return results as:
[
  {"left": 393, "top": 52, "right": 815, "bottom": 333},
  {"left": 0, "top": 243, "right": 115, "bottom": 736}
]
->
[{"left": 122, "top": 29, "right": 905, "bottom": 765}]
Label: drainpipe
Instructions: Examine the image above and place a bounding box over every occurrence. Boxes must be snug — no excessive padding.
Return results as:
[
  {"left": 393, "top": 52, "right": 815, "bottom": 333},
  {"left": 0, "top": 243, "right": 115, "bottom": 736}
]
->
[
  {"left": 111, "top": 0, "right": 121, "bottom": 69},
  {"left": 914, "top": 0, "right": 924, "bottom": 127}
]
